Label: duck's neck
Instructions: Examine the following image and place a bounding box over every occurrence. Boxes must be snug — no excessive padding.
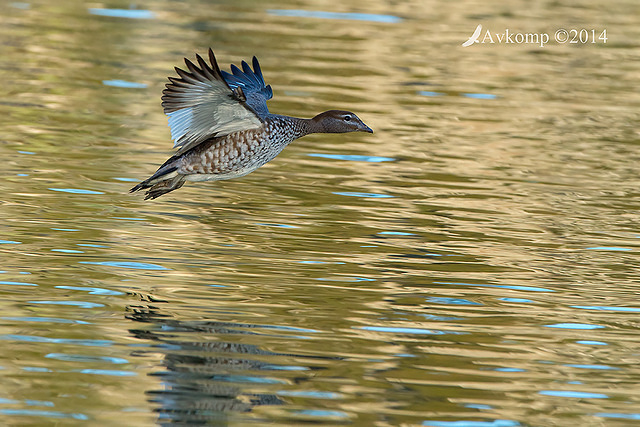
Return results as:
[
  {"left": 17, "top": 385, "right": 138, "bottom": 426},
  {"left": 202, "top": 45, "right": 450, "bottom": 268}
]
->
[{"left": 268, "top": 114, "right": 325, "bottom": 140}]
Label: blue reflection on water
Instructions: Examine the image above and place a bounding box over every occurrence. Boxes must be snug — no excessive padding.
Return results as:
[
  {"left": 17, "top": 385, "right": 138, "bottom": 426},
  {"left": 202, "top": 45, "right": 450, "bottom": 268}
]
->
[
  {"left": 494, "top": 368, "right": 525, "bottom": 372},
  {"left": 46, "top": 353, "right": 128, "bottom": 364},
  {"left": 294, "top": 409, "right": 350, "bottom": 418},
  {"left": 0, "top": 409, "right": 88, "bottom": 420},
  {"left": 268, "top": 9, "right": 402, "bottom": 23},
  {"left": 79, "top": 261, "right": 169, "bottom": 270},
  {"left": 576, "top": 340, "right": 607, "bottom": 346},
  {"left": 49, "top": 188, "right": 104, "bottom": 195},
  {"left": 255, "top": 223, "right": 299, "bottom": 228},
  {"left": 0, "top": 335, "right": 112, "bottom": 346},
  {"left": 263, "top": 365, "right": 309, "bottom": 371},
  {"left": 0, "top": 281, "right": 37, "bottom": 286},
  {"left": 572, "top": 305, "right": 640, "bottom": 312},
  {"left": 298, "top": 260, "right": 339, "bottom": 264},
  {"left": 102, "top": 80, "right": 148, "bottom": 89},
  {"left": 307, "top": 153, "right": 395, "bottom": 162},
  {"left": 88, "top": 8, "right": 154, "bottom": 19},
  {"left": 419, "top": 313, "right": 462, "bottom": 321},
  {"left": 22, "top": 367, "right": 51, "bottom": 372},
  {"left": 24, "top": 400, "right": 54, "bottom": 407},
  {"left": 0, "top": 240, "right": 21, "bottom": 244},
  {"left": 423, "top": 420, "right": 520, "bottom": 426},
  {"left": 277, "top": 390, "right": 342, "bottom": 399},
  {"left": 500, "top": 298, "right": 536, "bottom": 303},
  {"left": 585, "top": 246, "right": 632, "bottom": 251},
  {"left": 418, "top": 91, "right": 445, "bottom": 97},
  {"left": 1, "top": 317, "right": 90, "bottom": 324},
  {"left": 462, "top": 93, "right": 498, "bottom": 99},
  {"left": 257, "top": 324, "right": 319, "bottom": 333},
  {"left": 427, "top": 297, "right": 482, "bottom": 306},
  {"left": 0, "top": 398, "right": 51, "bottom": 406},
  {"left": 28, "top": 301, "right": 104, "bottom": 308},
  {"left": 566, "top": 364, "right": 618, "bottom": 370},
  {"left": 464, "top": 404, "right": 493, "bottom": 410},
  {"left": 539, "top": 390, "right": 608, "bottom": 398},
  {"left": 417, "top": 91, "right": 498, "bottom": 100},
  {"left": 434, "top": 281, "right": 553, "bottom": 293},
  {"left": 76, "top": 369, "right": 136, "bottom": 376},
  {"left": 315, "top": 277, "right": 375, "bottom": 282},
  {"left": 55, "top": 286, "right": 124, "bottom": 296},
  {"left": 333, "top": 191, "right": 394, "bottom": 198},
  {"left": 51, "top": 249, "right": 84, "bottom": 253},
  {"left": 378, "top": 231, "right": 415, "bottom": 236},
  {"left": 596, "top": 413, "right": 640, "bottom": 420},
  {"left": 544, "top": 323, "right": 605, "bottom": 330}
]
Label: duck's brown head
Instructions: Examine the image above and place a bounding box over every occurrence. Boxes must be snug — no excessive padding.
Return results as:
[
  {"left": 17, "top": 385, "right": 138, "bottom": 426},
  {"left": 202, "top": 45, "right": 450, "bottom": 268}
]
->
[{"left": 312, "top": 110, "right": 373, "bottom": 134}]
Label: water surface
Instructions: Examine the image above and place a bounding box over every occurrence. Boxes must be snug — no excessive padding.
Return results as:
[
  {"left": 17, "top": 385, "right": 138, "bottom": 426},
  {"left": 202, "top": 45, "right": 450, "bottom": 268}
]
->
[{"left": 1, "top": 0, "right": 640, "bottom": 425}]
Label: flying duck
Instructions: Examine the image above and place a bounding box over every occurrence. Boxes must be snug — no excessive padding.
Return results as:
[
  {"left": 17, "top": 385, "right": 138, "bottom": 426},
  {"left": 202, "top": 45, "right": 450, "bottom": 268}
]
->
[{"left": 131, "top": 49, "right": 373, "bottom": 199}]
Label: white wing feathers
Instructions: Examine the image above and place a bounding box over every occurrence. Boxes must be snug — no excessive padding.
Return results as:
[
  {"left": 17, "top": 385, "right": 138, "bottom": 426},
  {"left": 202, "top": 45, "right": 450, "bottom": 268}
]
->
[{"left": 161, "top": 49, "right": 265, "bottom": 155}]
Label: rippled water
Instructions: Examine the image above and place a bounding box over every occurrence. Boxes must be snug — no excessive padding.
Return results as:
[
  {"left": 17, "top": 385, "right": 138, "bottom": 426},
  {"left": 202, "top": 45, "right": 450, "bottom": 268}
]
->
[{"left": 2, "top": 0, "right": 640, "bottom": 425}]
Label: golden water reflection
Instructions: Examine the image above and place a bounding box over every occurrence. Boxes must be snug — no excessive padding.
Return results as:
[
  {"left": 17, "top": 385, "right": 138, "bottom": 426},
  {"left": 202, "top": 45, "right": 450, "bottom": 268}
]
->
[{"left": 1, "top": 0, "right": 639, "bottom": 425}]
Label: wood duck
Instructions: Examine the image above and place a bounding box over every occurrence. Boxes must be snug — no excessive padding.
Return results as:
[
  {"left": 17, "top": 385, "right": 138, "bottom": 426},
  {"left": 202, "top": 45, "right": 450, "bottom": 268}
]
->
[{"left": 131, "top": 48, "right": 373, "bottom": 200}]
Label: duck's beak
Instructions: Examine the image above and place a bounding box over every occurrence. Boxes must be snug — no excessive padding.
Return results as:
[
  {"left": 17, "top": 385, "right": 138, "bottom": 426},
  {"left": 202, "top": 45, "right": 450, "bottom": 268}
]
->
[{"left": 358, "top": 122, "right": 374, "bottom": 133}]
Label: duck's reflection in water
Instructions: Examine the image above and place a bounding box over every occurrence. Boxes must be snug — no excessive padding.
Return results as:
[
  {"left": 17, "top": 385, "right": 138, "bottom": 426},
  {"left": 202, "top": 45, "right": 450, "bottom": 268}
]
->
[{"left": 125, "top": 294, "right": 336, "bottom": 425}]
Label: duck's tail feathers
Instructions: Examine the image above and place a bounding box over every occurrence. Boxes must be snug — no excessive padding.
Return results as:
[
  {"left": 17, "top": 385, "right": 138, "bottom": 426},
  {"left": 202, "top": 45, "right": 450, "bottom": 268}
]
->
[{"left": 130, "top": 165, "right": 186, "bottom": 200}]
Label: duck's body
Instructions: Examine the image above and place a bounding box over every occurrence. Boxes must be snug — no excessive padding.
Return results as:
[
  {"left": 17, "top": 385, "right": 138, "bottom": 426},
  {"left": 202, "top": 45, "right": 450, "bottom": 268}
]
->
[{"left": 131, "top": 49, "right": 372, "bottom": 199}]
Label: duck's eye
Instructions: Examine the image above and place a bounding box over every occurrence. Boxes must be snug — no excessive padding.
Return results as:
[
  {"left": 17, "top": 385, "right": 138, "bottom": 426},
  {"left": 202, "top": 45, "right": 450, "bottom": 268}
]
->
[{"left": 343, "top": 115, "right": 352, "bottom": 122}]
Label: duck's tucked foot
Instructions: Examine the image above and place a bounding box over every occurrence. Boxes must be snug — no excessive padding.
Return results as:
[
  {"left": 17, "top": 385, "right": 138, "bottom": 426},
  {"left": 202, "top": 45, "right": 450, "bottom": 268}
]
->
[{"left": 130, "top": 171, "right": 186, "bottom": 200}]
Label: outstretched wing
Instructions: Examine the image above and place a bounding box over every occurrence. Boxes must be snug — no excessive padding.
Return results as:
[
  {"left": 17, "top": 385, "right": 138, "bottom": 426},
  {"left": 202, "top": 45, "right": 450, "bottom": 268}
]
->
[
  {"left": 161, "top": 49, "right": 265, "bottom": 155},
  {"left": 221, "top": 56, "right": 273, "bottom": 117}
]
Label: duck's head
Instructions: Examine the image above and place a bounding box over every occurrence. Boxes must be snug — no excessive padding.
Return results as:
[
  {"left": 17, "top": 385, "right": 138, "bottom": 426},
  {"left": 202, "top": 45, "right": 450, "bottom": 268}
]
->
[{"left": 312, "top": 110, "right": 373, "bottom": 134}]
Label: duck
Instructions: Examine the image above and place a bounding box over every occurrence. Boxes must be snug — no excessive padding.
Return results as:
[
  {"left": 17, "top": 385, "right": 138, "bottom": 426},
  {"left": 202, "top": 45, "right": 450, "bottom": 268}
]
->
[{"left": 131, "top": 48, "right": 373, "bottom": 200}]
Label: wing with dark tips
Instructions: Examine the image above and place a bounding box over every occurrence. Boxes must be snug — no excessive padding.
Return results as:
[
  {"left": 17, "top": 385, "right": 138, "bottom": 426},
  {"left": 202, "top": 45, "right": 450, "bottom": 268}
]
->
[
  {"left": 220, "top": 56, "right": 273, "bottom": 116},
  {"left": 161, "top": 49, "right": 264, "bottom": 155}
]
